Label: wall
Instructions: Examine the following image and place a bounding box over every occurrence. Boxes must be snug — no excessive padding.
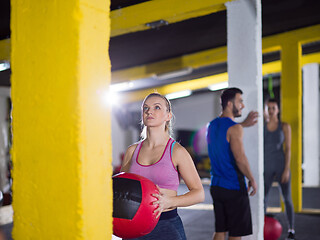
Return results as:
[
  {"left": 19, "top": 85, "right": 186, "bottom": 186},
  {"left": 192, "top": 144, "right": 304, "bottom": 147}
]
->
[
  {"left": 302, "top": 64, "right": 320, "bottom": 186},
  {"left": 111, "top": 107, "right": 139, "bottom": 170},
  {"left": 172, "top": 91, "right": 221, "bottom": 131}
]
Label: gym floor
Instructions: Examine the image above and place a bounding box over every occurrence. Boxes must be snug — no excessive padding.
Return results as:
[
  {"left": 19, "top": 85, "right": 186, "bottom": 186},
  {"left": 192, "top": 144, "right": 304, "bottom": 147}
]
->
[
  {"left": 1, "top": 182, "right": 320, "bottom": 240},
  {"left": 178, "top": 183, "right": 320, "bottom": 240}
]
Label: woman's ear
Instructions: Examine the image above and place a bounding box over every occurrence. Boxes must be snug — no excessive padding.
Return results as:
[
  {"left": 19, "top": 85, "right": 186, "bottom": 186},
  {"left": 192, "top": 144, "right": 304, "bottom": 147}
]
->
[{"left": 166, "top": 111, "right": 172, "bottom": 121}]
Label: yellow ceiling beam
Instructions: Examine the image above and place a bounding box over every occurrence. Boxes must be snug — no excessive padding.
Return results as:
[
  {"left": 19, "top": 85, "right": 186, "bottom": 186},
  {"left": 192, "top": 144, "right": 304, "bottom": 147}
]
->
[
  {"left": 302, "top": 52, "right": 320, "bottom": 65},
  {"left": 118, "top": 72, "right": 228, "bottom": 103},
  {"left": 262, "top": 61, "right": 281, "bottom": 75},
  {"left": 118, "top": 60, "right": 281, "bottom": 104},
  {"left": 262, "top": 24, "right": 320, "bottom": 51},
  {"left": 112, "top": 46, "right": 227, "bottom": 83},
  {"left": 117, "top": 50, "right": 320, "bottom": 104},
  {"left": 111, "top": 0, "right": 231, "bottom": 37},
  {"left": 279, "top": 24, "right": 320, "bottom": 45}
]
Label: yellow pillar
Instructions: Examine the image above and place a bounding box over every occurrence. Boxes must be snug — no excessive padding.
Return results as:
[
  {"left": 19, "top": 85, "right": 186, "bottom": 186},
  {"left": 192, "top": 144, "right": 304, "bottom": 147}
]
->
[
  {"left": 11, "top": 0, "right": 112, "bottom": 239},
  {"left": 281, "top": 41, "right": 302, "bottom": 212}
]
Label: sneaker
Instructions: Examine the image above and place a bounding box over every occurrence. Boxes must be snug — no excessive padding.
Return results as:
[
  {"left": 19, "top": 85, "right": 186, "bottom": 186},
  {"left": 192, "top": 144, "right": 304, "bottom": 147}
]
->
[{"left": 287, "top": 231, "right": 295, "bottom": 239}]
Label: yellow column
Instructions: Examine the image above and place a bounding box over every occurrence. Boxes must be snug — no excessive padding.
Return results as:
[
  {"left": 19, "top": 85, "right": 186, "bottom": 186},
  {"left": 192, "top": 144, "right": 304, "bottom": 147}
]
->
[
  {"left": 11, "top": 0, "right": 112, "bottom": 239},
  {"left": 281, "top": 41, "right": 302, "bottom": 212}
]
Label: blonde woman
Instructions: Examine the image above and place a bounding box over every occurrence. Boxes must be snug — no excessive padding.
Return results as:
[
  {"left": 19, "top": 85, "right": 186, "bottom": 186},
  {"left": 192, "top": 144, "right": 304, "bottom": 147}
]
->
[{"left": 121, "top": 92, "right": 204, "bottom": 240}]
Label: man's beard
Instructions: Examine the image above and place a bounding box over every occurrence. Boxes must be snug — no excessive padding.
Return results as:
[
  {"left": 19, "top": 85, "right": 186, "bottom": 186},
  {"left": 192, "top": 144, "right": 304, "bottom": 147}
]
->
[{"left": 232, "top": 104, "right": 242, "bottom": 118}]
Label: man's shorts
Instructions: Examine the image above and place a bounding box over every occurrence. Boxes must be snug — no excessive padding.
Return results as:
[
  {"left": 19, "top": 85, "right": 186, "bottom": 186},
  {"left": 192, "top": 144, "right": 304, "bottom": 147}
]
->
[{"left": 210, "top": 185, "right": 253, "bottom": 237}]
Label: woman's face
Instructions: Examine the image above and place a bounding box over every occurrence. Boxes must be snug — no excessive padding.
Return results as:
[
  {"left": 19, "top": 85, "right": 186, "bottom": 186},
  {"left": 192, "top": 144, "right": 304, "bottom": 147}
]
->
[
  {"left": 142, "top": 96, "right": 171, "bottom": 128},
  {"left": 267, "top": 102, "right": 279, "bottom": 118}
]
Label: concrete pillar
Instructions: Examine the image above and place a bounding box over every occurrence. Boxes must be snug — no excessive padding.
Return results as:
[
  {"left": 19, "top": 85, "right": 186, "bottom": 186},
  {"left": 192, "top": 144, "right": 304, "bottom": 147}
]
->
[
  {"left": 11, "top": 0, "right": 112, "bottom": 239},
  {"left": 226, "top": 0, "right": 263, "bottom": 239},
  {"left": 302, "top": 64, "right": 319, "bottom": 187}
]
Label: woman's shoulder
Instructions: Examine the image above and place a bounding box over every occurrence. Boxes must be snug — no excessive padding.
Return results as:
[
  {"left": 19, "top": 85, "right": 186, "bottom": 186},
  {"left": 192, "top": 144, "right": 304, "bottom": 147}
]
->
[
  {"left": 122, "top": 142, "right": 141, "bottom": 171},
  {"left": 281, "top": 122, "right": 291, "bottom": 130},
  {"left": 172, "top": 140, "right": 182, "bottom": 149},
  {"left": 127, "top": 141, "right": 141, "bottom": 152},
  {"left": 171, "top": 140, "right": 194, "bottom": 166},
  {"left": 172, "top": 141, "right": 189, "bottom": 157}
]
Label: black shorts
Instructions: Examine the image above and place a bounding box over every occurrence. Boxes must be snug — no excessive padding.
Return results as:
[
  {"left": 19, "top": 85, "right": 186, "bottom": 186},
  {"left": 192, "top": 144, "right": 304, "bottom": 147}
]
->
[{"left": 210, "top": 185, "right": 252, "bottom": 237}]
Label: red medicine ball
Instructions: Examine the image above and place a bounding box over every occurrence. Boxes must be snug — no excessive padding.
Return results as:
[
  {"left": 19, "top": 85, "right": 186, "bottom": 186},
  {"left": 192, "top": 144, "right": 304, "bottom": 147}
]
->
[
  {"left": 264, "top": 216, "right": 283, "bottom": 240},
  {"left": 112, "top": 172, "right": 160, "bottom": 239}
]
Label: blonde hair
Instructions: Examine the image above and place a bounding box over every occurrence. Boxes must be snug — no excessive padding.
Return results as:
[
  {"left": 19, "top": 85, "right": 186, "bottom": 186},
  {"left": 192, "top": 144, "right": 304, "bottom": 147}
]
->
[{"left": 140, "top": 92, "right": 174, "bottom": 140}]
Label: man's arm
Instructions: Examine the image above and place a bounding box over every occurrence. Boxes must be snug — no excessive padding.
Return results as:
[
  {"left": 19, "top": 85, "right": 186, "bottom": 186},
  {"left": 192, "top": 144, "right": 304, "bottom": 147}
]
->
[
  {"left": 228, "top": 124, "right": 257, "bottom": 196},
  {"left": 239, "top": 111, "right": 258, "bottom": 127}
]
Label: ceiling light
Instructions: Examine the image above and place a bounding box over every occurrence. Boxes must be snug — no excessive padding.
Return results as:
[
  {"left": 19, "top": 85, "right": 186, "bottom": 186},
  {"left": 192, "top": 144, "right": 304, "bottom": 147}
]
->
[
  {"left": 166, "top": 90, "right": 192, "bottom": 100},
  {"left": 0, "top": 61, "right": 10, "bottom": 72},
  {"left": 104, "top": 90, "right": 120, "bottom": 107},
  {"left": 155, "top": 67, "right": 193, "bottom": 81},
  {"left": 208, "top": 82, "right": 228, "bottom": 91},
  {"left": 110, "top": 81, "right": 134, "bottom": 92}
]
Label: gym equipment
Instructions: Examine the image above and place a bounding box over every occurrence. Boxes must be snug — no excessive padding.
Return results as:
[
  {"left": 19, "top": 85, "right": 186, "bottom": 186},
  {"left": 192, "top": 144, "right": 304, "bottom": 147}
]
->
[
  {"left": 113, "top": 172, "right": 159, "bottom": 239},
  {"left": 264, "top": 215, "right": 282, "bottom": 240}
]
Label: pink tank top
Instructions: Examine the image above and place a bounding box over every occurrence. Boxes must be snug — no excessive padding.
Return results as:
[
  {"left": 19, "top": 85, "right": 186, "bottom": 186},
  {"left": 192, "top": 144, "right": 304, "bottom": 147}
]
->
[{"left": 129, "top": 138, "right": 180, "bottom": 191}]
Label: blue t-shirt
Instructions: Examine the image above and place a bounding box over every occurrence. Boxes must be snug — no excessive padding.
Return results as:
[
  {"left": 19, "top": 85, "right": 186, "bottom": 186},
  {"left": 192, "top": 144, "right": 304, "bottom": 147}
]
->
[{"left": 206, "top": 117, "right": 246, "bottom": 191}]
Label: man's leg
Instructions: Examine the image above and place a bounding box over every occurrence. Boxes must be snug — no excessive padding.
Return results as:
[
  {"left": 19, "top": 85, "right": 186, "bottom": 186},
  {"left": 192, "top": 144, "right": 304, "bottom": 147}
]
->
[
  {"left": 211, "top": 187, "right": 227, "bottom": 240},
  {"left": 213, "top": 232, "right": 226, "bottom": 240},
  {"left": 229, "top": 237, "right": 241, "bottom": 240}
]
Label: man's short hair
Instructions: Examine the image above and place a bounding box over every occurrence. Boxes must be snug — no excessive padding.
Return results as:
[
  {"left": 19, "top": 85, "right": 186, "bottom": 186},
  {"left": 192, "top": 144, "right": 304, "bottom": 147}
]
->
[{"left": 221, "top": 87, "right": 243, "bottom": 110}]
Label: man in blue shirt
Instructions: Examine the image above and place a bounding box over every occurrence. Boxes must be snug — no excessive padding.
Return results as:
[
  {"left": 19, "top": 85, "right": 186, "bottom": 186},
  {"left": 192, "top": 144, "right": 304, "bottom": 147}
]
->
[{"left": 207, "top": 87, "right": 257, "bottom": 240}]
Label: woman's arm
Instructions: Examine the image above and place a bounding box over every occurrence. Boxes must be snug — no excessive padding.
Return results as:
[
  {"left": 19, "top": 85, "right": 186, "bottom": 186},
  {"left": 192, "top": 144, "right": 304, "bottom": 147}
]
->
[
  {"left": 154, "top": 143, "right": 204, "bottom": 215},
  {"left": 120, "top": 144, "right": 137, "bottom": 173},
  {"left": 282, "top": 122, "right": 292, "bottom": 183}
]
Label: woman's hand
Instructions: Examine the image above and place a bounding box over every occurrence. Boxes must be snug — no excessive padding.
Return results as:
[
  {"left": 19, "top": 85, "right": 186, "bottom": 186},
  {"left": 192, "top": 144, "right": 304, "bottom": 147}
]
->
[
  {"left": 281, "top": 168, "right": 290, "bottom": 184},
  {"left": 152, "top": 185, "right": 173, "bottom": 218}
]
